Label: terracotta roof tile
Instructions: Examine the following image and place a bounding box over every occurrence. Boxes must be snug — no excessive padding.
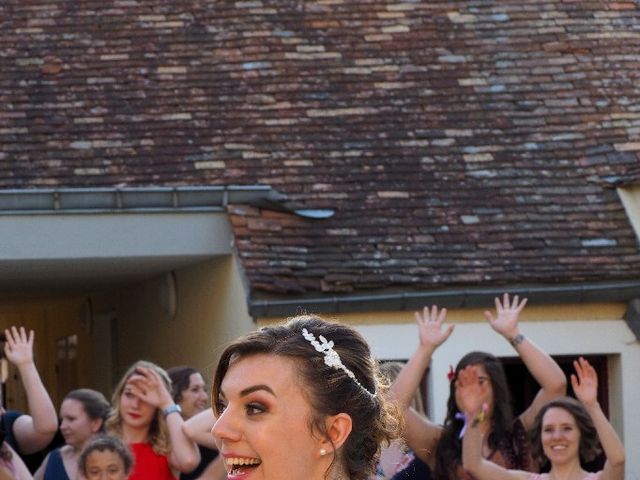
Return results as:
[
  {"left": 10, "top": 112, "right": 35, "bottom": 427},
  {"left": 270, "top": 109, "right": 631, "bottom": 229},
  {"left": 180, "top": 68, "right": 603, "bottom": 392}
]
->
[{"left": 2, "top": 0, "right": 640, "bottom": 297}]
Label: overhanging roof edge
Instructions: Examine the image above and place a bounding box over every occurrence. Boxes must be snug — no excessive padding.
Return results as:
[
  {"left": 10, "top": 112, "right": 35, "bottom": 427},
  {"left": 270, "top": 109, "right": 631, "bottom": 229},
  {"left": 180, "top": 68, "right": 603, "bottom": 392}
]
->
[
  {"left": 249, "top": 279, "right": 640, "bottom": 319},
  {"left": 0, "top": 185, "right": 280, "bottom": 214}
]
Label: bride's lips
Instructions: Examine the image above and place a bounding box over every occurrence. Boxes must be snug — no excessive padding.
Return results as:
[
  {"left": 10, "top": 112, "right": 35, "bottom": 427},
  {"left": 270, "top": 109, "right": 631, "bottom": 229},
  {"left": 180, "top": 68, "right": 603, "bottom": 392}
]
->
[{"left": 223, "top": 453, "right": 262, "bottom": 479}]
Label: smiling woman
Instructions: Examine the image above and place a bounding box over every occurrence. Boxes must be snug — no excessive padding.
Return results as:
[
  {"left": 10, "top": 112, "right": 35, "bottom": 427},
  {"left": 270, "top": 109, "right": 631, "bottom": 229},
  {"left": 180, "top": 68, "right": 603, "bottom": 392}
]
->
[
  {"left": 168, "top": 365, "right": 223, "bottom": 480},
  {"left": 211, "top": 314, "right": 402, "bottom": 480},
  {"left": 460, "top": 358, "right": 625, "bottom": 480},
  {"left": 34, "top": 389, "right": 110, "bottom": 480}
]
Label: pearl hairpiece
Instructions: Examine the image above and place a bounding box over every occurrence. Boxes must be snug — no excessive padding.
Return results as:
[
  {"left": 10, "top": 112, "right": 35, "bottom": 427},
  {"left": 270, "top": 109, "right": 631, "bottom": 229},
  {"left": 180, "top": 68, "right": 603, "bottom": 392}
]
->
[{"left": 302, "top": 328, "right": 376, "bottom": 397}]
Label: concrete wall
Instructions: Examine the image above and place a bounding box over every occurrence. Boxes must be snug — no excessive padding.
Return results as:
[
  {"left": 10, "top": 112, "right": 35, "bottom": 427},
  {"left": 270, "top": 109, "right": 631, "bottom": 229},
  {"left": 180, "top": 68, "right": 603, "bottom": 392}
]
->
[{"left": 111, "top": 254, "right": 254, "bottom": 387}]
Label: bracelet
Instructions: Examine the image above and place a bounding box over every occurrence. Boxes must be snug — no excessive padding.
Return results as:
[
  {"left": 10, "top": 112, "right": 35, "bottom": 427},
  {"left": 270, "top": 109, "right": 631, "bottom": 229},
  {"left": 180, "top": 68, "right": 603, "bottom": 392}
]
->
[
  {"left": 471, "top": 407, "right": 486, "bottom": 428},
  {"left": 162, "top": 404, "right": 182, "bottom": 417},
  {"left": 509, "top": 333, "right": 525, "bottom": 348},
  {"left": 455, "top": 404, "right": 488, "bottom": 439}
]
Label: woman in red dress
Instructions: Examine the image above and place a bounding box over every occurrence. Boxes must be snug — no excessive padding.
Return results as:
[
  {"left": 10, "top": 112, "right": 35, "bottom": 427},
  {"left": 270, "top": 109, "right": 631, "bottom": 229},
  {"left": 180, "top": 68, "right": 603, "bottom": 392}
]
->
[{"left": 107, "top": 361, "right": 200, "bottom": 480}]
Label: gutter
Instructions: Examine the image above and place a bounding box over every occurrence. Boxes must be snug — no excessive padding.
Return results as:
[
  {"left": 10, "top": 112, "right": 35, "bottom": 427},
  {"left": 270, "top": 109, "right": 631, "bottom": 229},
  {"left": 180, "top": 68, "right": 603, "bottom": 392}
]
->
[
  {"left": 0, "top": 185, "right": 284, "bottom": 214},
  {"left": 249, "top": 279, "right": 640, "bottom": 318}
]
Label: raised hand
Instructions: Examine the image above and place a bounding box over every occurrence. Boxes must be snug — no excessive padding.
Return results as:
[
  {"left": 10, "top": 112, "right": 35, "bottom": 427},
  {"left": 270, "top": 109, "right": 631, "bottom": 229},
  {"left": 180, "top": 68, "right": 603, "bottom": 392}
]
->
[
  {"left": 4, "top": 326, "right": 35, "bottom": 366},
  {"left": 455, "top": 365, "right": 489, "bottom": 417},
  {"left": 484, "top": 293, "right": 527, "bottom": 339},
  {"left": 126, "top": 366, "right": 174, "bottom": 410},
  {"left": 415, "top": 305, "right": 454, "bottom": 352},
  {"left": 571, "top": 357, "right": 598, "bottom": 407}
]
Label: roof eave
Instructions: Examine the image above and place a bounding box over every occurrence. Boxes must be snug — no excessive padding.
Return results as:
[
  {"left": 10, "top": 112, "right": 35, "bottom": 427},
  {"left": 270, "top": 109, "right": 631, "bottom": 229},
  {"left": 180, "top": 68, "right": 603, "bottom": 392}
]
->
[{"left": 249, "top": 279, "right": 640, "bottom": 318}]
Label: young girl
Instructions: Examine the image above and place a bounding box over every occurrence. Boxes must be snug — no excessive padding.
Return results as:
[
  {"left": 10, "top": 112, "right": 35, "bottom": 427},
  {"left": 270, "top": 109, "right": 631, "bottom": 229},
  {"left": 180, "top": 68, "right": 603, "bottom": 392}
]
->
[
  {"left": 460, "top": 357, "right": 625, "bottom": 480},
  {"left": 78, "top": 435, "right": 133, "bottom": 480},
  {"left": 106, "top": 361, "right": 199, "bottom": 480},
  {"left": 34, "top": 389, "right": 111, "bottom": 480}
]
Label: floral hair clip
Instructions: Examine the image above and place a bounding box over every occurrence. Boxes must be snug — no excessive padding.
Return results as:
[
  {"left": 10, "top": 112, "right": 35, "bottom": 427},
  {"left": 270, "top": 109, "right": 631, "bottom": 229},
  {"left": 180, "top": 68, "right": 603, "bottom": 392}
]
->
[
  {"left": 302, "top": 328, "right": 376, "bottom": 397},
  {"left": 447, "top": 365, "right": 456, "bottom": 383}
]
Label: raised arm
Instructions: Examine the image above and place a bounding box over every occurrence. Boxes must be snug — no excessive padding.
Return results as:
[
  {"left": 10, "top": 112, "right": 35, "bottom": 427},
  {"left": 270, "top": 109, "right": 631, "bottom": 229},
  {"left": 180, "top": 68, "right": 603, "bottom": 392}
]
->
[
  {"left": 391, "top": 306, "right": 453, "bottom": 410},
  {"left": 571, "top": 358, "right": 624, "bottom": 480},
  {"left": 181, "top": 410, "right": 227, "bottom": 480},
  {"left": 458, "top": 366, "right": 529, "bottom": 480},
  {"left": 389, "top": 306, "right": 453, "bottom": 465},
  {"left": 4, "top": 327, "right": 58, "bottom": 454},
  {"left": 128, "top": 367, "right": 200, "bottom": 473},
  {"left": 2, "top": 442, "right": 34, "bottom": 480},
  {"left": 484, "top": 294, "right": 566, "bottom": 429},
  {"left": 183, "top": 408, "right": 218, "bottom": 450}
]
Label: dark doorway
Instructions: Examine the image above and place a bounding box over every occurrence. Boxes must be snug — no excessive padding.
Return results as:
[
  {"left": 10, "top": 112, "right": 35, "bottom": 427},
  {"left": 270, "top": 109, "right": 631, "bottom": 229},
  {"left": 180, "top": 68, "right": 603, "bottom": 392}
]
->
[{"left": 502, "top": 354, "right": 609, "bottom": 471}]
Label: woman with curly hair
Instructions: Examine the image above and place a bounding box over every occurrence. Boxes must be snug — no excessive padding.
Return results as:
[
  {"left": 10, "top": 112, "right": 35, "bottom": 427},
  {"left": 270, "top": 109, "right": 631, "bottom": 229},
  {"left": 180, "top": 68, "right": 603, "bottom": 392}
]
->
[
  {"left": 211, "top": 314, "right": 402, "bottom": 480},
  {"left": 107, "top": 361, "right": 199, "bottom": 479}
]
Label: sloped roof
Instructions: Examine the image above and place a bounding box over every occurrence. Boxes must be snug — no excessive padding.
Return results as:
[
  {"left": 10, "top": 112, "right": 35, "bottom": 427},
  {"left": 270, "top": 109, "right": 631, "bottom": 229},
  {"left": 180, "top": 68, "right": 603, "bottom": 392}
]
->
[{"left": 2, "top": 1, "right": 640, "bottom": 304}]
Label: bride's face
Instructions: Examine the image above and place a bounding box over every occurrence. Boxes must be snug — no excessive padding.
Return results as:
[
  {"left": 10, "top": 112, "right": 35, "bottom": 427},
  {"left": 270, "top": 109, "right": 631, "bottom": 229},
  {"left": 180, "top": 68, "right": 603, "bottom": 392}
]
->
[{"left": 213, "top": 354, "right": 332, "bottom": 480}]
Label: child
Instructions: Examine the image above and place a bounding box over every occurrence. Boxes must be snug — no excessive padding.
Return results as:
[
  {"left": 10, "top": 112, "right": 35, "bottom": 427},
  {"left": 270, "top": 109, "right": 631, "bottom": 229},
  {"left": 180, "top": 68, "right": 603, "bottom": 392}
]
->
[{"left": 78, "top": 435, "right": 133, "bottom": 480}]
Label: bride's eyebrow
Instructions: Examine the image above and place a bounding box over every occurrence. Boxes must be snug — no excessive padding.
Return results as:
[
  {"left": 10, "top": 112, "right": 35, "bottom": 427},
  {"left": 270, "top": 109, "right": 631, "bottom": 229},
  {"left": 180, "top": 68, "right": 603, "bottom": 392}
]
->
[{"left": 240, "top": 384, "right": 276, "bottom": 397}]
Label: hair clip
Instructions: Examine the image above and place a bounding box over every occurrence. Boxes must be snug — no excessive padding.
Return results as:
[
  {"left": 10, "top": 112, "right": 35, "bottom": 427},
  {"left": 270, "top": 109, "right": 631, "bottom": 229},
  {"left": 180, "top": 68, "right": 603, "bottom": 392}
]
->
[
  {"left": 447, "top": 365, "right": 455, "bottom": 383},
  {"left": 302, "top": 328, "right": 376, "bottom": 397}
]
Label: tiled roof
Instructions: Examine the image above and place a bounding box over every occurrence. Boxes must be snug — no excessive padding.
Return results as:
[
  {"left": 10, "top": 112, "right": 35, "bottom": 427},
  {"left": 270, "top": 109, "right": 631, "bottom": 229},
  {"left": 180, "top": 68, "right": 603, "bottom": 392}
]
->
[{"left": 2, "top": 1, "right": 640, "bottom": 298}]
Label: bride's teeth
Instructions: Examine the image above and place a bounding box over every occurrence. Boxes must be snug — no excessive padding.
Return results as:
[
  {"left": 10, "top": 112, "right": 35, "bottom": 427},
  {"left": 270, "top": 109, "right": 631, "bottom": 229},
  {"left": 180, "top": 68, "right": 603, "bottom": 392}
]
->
[{"left": 226, "top": 457, "right": 261, "bottom": 466}]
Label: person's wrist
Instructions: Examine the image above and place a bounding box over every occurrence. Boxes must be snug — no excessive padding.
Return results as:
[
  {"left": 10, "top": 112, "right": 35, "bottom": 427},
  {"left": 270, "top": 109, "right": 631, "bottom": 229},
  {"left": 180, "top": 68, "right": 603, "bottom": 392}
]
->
[
  {"left": 162, "top": 403, "right": 182, "bottom": 417},
  {"left": 582, "top": 400, "right": 599, "bottom": 412},
  {"left": 502, "top": 329, "right": 522, "bottom": 345},
  {"left": 14, "top": 360, "right": 36, "bottom": 370},
  {"left": 419, "top": 343, "right": 437, "bottom": 356},
  {"left": 470, "top": 406, "right": 487, "bottom": 428},
  {"left": 508, "top": 333, "right": 525, "bottom": 348},
  {"left": 159, "top": 394, "right": 176, "bottom": 411}
]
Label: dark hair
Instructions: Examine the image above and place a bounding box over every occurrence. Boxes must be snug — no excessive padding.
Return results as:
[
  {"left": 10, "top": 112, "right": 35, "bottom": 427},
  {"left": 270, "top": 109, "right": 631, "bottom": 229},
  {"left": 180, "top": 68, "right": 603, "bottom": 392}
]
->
[
  {"left": 64, "top": 389, "right": 111, "bottom": 432},
  {"left": 167, "top": 366, "right": 199, "bottom": 404},
  {"left": 78, "top": 434, "right": 134, "bottom": 475},
  {"left": 435, "top": 351, "right": 529, "bottom": 480},
  {"left": 529, "top": 397, "right": 600, "bottom": 468},
  {"left": 212, "top": 314, "right": 401, "bottom": 480}
]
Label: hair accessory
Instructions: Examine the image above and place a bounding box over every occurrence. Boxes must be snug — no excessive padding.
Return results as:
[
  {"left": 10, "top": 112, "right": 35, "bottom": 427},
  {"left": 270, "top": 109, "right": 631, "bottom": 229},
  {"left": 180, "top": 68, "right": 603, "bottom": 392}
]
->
[
  {"left": 302, "top": 328, "right": 376, "bottom": 397},
  {"left": 447, "top": 365, "right": 455, "bottom": 383}
]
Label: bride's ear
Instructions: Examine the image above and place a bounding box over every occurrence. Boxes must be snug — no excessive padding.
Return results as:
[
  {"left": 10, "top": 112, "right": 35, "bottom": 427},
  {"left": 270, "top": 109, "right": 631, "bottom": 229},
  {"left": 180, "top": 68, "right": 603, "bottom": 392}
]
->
[{"left": 319, "top": 412, "right": 353, "bottom": 452}]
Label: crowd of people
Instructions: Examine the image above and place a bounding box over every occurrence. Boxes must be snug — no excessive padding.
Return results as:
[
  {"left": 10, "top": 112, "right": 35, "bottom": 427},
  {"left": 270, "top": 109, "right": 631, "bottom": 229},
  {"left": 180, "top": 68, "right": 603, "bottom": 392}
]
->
[{"left": 0, "top": 293, "right": 626, "bottom": 480}]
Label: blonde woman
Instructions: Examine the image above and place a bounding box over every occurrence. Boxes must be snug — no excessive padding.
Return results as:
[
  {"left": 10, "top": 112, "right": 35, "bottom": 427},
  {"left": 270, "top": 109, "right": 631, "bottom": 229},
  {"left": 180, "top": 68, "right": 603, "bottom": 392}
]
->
[{"left": 107, "top": 361, "right": 199, "bottom": 480}]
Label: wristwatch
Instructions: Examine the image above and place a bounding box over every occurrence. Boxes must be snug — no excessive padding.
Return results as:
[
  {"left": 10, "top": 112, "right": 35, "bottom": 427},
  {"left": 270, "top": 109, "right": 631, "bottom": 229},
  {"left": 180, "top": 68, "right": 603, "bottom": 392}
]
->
[
  {"left": 509, "top": 333, "right": 525, "bottom": 347},
  {"left": 162, "top": 404, "right": 182, "bottom": 417}
]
